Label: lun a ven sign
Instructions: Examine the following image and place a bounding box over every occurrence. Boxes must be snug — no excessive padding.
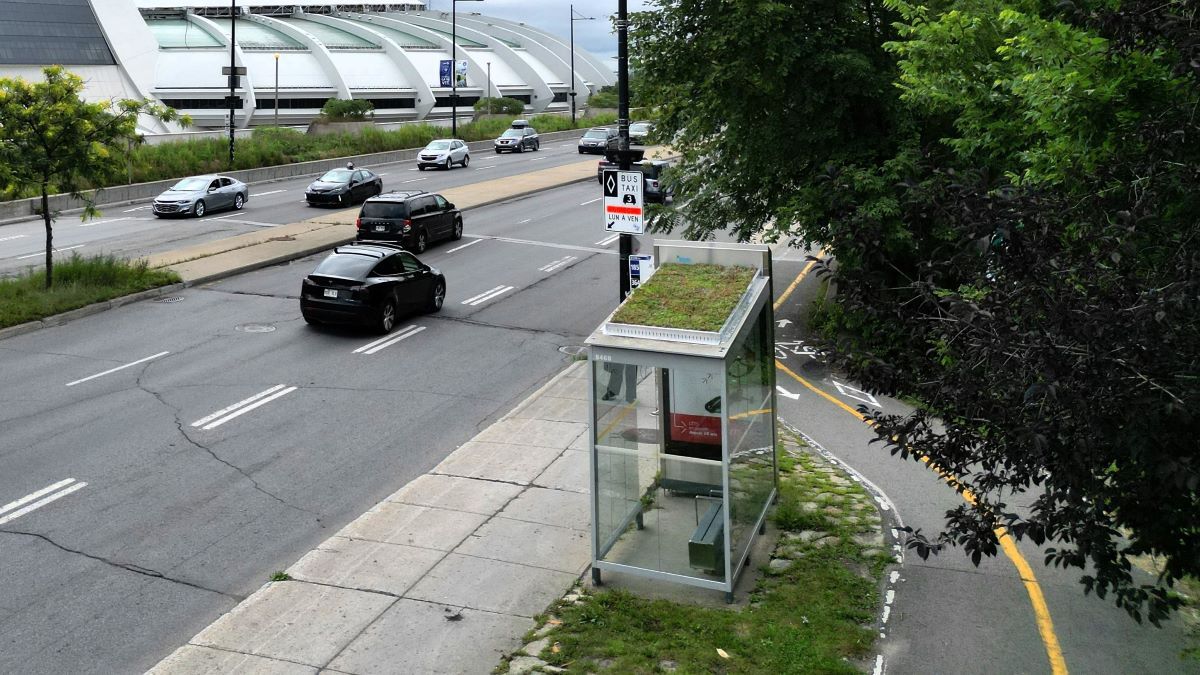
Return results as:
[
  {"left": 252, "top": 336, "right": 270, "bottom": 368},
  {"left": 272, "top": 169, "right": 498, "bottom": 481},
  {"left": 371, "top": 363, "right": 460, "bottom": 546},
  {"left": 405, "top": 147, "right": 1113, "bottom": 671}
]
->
[{"left": 602, "top": 169, "right": 644, "bottom": 234}]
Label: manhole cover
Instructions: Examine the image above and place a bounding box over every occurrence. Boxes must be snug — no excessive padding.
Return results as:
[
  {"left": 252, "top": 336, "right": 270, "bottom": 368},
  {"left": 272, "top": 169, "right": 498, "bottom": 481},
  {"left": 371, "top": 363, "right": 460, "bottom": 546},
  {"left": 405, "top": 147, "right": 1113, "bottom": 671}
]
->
[
  {"left": 558, "top": 345, "right": 586, "bottom": 356},
  {"left": 236, "top": 323, "right": 276, "bottom": 333},
  {"left": 155, "top": 296, "right": 184, "bottom": 303}
]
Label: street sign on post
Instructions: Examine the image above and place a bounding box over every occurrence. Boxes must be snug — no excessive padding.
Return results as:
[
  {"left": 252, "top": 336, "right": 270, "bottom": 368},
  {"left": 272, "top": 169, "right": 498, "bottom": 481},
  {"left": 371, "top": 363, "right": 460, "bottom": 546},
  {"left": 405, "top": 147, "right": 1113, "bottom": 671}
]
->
[
  {"left": 602, "top": 169, "right": 644, "bottom": 234},
  {"left": 629, "top": 254, "right": 655, "bottom": 289}
]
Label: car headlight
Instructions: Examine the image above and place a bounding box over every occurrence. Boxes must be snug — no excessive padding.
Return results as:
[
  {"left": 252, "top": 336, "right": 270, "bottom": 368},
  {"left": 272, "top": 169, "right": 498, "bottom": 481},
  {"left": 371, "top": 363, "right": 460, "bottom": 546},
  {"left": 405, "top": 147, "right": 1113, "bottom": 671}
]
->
[{"left": 176, "top": 200, "right": 190, "bottom": 204}]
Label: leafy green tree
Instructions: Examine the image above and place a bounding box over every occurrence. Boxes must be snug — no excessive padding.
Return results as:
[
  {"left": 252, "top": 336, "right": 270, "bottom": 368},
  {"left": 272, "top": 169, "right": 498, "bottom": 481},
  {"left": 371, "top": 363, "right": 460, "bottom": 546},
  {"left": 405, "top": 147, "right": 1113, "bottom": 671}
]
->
[
  {"left": 0, "top": 66, "right": 183, "bottom": 288},
  {"left": 319, "top": 98, "right": 374, "bottom": 121},
  {"left": 473, "top": 96, "right": 525, "bottom": 116},
  {"left": 633, "top": 0, "right": 1199, "bottom": 623}
]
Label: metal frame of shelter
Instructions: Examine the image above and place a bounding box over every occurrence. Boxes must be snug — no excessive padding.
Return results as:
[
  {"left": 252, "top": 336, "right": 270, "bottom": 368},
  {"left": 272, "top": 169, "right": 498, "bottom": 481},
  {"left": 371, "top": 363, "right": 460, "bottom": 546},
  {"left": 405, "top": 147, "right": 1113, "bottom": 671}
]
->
[{"left": 585, "top": 240, "right": 778, "bottom": 601}]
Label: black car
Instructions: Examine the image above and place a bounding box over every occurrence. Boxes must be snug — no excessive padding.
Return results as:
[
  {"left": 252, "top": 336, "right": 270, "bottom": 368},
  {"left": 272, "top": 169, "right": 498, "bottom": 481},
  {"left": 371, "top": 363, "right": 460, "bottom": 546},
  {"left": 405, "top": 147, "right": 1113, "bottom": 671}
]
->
[
  {"left": 629, "top": 121, "right": 655, "bottom": 145},
  {"left": 493, "top": 125, "right": 540, "bottom": 153},
  {"left": 596, "top": 159, "right": 674, "bottom": 204},
  {"left": 578, "top": 127, "right": 618, "bottom": 155},
  {"left": 300, "top": 242, "right": 446, "bottom": 333},
  {"left": 355, "top": 190, "right": 463, "bottom": 254},
  {"left": 305, "top": 164, "right": 383, "bottom": 207}
]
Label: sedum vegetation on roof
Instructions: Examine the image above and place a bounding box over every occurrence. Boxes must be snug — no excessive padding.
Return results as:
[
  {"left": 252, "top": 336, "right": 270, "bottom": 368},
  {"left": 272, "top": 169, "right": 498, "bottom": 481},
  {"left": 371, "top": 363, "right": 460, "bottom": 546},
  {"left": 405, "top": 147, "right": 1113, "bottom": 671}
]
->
[{"left": 611, "top": 263, "right": 756, "bottom": 333}]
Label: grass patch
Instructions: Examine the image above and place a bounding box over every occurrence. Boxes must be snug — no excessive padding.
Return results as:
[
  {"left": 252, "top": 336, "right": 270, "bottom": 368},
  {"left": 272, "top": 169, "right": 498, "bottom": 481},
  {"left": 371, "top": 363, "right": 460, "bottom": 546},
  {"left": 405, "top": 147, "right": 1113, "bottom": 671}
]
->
[
  {"left": 611, "top": 263, "right": 757, "bottom": 332},
  {"left": 269, "top": 571, "right": 291, "bottom": 582},
  {"left": 0, "top": 254, "right": 180, "bottom": 329}
]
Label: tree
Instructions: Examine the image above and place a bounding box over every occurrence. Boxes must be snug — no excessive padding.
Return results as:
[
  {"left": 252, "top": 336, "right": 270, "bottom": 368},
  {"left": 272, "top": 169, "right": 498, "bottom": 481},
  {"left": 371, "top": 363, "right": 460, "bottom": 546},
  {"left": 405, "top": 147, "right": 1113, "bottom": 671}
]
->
[
  {"left": 318, "top": 97, "right": 374, "bottom": 121},
  {"left": 633, "top": 0, "right": 1199, "bottom": 623},
  {"left": 0, "top": 66, "right": 183, "bottom": 288},
  {"left": 473, "top": 96, "right": 525, "bottom": 116}
]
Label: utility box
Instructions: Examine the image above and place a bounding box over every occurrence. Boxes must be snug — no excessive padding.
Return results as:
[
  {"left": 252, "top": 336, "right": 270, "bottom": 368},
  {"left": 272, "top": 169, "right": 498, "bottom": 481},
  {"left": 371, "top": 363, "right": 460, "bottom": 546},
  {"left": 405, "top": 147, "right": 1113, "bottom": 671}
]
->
[{"left": 586, "top": 241, "right": 778, "bottom": 601}]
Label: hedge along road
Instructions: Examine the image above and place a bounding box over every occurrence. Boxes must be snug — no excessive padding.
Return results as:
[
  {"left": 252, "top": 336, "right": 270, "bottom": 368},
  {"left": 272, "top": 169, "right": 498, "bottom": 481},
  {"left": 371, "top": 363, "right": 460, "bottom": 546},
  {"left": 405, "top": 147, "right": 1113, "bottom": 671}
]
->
[
  {"left": 768, "top": 256, "right": 1194, "bottom": 674},
  {"left": 0, "top": 134, "right": 598, "bottom": 278}
]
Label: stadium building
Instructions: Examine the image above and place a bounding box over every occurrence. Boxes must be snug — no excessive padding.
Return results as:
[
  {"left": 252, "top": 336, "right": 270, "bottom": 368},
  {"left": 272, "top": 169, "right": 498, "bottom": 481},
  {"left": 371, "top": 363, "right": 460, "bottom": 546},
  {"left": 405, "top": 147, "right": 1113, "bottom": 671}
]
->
[{"left": 0, "top": 0, "right": 616, "bottom": 133}]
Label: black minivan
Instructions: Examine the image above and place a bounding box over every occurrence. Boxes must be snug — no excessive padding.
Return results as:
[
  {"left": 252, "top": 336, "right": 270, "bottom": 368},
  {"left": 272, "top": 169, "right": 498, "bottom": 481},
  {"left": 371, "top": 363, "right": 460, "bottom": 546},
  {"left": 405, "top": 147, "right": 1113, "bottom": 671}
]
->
[{"left": 355, "top": 190, "right": 463, "bottom": 253}]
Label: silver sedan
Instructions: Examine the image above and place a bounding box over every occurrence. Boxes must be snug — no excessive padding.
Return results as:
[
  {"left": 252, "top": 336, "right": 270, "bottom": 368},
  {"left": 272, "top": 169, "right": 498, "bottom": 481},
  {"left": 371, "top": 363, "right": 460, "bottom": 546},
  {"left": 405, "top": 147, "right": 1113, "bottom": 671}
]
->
[
  {"left": 417, "top": 139, "right": 470, "bottom": 170},
  {"left": 152, "top": 174, "right": 249, "bottom": 218}
]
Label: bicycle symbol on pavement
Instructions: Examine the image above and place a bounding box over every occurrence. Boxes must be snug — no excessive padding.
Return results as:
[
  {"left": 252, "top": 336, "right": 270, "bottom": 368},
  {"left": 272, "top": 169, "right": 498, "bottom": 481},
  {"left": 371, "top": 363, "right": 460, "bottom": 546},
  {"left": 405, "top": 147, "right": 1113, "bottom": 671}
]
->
[{"left": 774, "top": 341, "right": 824, "bottom": 361}]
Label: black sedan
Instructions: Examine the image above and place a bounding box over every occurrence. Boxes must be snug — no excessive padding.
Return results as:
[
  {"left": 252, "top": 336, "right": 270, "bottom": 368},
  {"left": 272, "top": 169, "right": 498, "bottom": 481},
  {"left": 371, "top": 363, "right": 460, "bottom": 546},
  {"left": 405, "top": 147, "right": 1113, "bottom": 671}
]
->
[
  {"left": 300, "top": 242, "right": 445, "bottom": 333},
  {"left": 305, "top": 164, "right": 383, "bottom": 207}
]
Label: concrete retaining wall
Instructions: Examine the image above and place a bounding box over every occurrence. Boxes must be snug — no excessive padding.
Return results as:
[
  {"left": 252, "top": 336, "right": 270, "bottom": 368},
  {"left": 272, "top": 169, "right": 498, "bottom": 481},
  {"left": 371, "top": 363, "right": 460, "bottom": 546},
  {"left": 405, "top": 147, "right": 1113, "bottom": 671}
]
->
[{"left": 0, "top": 129, "right": 586, "bottom": 227}]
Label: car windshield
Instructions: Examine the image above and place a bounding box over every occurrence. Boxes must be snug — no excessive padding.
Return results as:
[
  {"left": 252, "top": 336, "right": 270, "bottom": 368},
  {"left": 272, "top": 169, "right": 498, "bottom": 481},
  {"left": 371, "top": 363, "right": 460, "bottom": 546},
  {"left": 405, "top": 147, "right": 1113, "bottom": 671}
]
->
[
  {"left": 501, "top": 129, "right": 523, "bottom": 138},
  {"left": 425, "top": 141, "right": 451, "bottom": 151},
  {"left": 584, "top": 130, "right": 607, "bottom": 139},
  {"left": 313, "top": 254, "right": 376, "bottom": 280},
  {"left": 318, "top": 169, "right": 353, "bottom": 183},
  {"left": 171, "top": 177, "right": 210, "bottom": 191},
  {"left": 360, "top": 202, "right": 409, "bottom": 218},
  {"left": 630, "top": 123, "right": 651, "bottom": 134}
]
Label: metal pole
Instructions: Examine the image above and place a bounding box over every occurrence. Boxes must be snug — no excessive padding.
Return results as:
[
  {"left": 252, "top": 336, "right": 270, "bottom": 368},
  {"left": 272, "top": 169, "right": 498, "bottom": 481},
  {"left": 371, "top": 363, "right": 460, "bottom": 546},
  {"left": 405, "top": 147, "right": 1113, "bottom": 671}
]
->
[
  {"left": 228, "top": 0, "right": 237, "bottom": 168},
  {"left": 486, "top": 61, "right": 491, "bottom": 113},
  {"left": 274, "top": 52, "right": 279, "bottom": 127},
  {"left": 617, "top": 0, "right": 631, "bottom": 302},
  {"left": 451, "top": 0, "right": 457, "bottom": 137},
  {"left": 570, "top": 4, "right": 576, "bottom": 125}
]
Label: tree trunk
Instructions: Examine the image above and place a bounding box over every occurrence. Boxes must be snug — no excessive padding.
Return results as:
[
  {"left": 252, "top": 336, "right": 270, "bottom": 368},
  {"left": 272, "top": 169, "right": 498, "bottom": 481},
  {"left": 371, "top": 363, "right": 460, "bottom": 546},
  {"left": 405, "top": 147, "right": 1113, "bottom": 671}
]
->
[{"left": 42, "top": 185, "right": 52, "bottom": 289}]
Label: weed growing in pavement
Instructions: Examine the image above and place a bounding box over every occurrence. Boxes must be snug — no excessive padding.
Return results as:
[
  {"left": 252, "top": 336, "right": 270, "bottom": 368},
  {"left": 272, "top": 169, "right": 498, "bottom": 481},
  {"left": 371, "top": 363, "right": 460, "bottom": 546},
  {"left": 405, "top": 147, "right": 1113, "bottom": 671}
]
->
[
  {"left": 269, "top": 571, "right": 291, "bottom": 582},
  {"left": 0, "top": 254, "right": 179, "bottom": 329}
]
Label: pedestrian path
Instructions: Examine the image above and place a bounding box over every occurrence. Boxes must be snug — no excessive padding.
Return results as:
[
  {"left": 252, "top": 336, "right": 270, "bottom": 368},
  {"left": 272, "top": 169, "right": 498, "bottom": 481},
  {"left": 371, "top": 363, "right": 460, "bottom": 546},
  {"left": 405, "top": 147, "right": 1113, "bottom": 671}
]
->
[{"left": 151, "top": 362, "right": 592, "bottom": 674}]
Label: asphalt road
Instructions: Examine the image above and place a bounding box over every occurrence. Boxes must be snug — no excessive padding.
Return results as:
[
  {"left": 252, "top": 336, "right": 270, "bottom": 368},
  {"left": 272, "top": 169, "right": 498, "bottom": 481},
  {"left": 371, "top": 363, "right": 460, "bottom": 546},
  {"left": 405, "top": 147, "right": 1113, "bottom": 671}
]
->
[
  {"left": 0, "top": 179, "right": 648, "bottom": 674},
  {"left": 0, "top": 137, "right": 605, "bottom": 278}
]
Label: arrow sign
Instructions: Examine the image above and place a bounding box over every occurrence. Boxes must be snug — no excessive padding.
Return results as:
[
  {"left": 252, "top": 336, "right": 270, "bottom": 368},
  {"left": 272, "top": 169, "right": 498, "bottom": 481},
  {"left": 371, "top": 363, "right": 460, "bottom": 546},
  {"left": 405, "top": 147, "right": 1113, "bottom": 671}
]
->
[
  {"left": 777, "top": 319, "right": 793, "bottom": 328},
  {"left": 776, "top": 386, "right": 800, "bottom": 400}
]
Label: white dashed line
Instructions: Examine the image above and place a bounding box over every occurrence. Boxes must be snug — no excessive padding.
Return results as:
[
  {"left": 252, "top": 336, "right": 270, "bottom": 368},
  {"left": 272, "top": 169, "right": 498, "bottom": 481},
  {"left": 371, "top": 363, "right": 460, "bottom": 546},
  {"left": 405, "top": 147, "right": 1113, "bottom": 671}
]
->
[
  {"left": 353, "top": 325, "right": 425, "bottom": 355},
  {"left": 446, "top": 238, "right": 483, "bottom": 253},
  {"left": 0, "top": 479, "right": 88, "bottom": 526},
  {"left": 79, "top": 217, "right": 130, "bottom": 228},
  {"left": 66, "top": 351, "right": 170, "bottom": 387},
  {"left": 250, "top": 189, "right": 287, "bottom": 197},
  {"left": 538, "top": 255, "right": 577, "bottom": 273},
  {"left": 580, "top": 197, "right": 601, "bottom": 206},
  {"left": 191, "top": 384, "right": 297, "bottom": 430},
  {"left": 401, "top": 178, "right": 428, "bottom": 184},
  {"left": 0, "top": 234, "right": 28, "bottom": 243},
  {"left": 123, "top": 205, "right": 152, "bottom": 212},
  {"left": 518, "top": 218, "right": 532, "bottom": 224},
  {"left": 461, "top": 285, "right": 514, "bottom": 306},
  {"left": 595, "top": 233, "right": 620, "bottom": 246},
  {"left": 473, "top": 166, "right": 497, "bottom": 171},
  {"left": 16, "top": 245, "right": 83, "bottom": 260}
]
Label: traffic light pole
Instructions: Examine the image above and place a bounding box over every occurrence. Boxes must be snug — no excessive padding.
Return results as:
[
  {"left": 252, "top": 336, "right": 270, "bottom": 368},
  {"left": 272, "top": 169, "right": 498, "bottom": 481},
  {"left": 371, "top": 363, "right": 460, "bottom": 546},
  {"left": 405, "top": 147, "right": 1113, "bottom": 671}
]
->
[{"left": 617, "top": 0, "right": 632, "bottom": 303}]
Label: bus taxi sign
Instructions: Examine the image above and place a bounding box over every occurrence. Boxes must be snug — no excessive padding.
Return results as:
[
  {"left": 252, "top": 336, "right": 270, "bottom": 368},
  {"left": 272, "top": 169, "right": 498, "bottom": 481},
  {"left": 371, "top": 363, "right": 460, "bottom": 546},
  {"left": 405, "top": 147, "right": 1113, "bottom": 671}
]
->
[{"left": 602, "top": 169, "right": 644, "bottom": 234}]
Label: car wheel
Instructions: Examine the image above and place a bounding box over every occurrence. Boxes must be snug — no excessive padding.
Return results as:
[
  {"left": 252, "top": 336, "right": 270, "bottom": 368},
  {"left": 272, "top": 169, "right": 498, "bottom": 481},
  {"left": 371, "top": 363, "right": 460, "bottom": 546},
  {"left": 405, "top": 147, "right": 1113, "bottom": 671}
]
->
[
  {"left": 193, "top": 200, "right": 206, "bottom": 218},
  {"left": 414, "top": 230, "right": 427, "bottom": 254},
  {"left": 303, "top": 313, "right": 322, "bottom": 326},
  {"left": 495, "top": 149, "right": 501, "bottom": 154},
  {"left": 516, "top": 143, "right": 524, "bottom": 154},
  {"left": 374, "top": 183, "right": 382, "bottom": 197},
  {"left": 233, "top": 193, "right": 245, "bottom": 210},
  {"left": 534, "top": 141, "right": 540, "bottom": 151},
  {"left": 444, "top": 157, "right": 453, "bottom": 170},
  {"left": 461, "top": 154, "right": 470, "bottom": 168},
  {"left": 418, "top": 165, "right": 426, "bottom": 171},
  {"left": 376, "top": 298, "right": 397, "bottom": 334},
  {"left": 451, "top": 217, "right": 463, "bottom": 241},
  {"left": 578, "top": 149, "right": 585, "bottom": 154},
  {"left": 426, "top": 280, "right": 445, "bottom": 313}
]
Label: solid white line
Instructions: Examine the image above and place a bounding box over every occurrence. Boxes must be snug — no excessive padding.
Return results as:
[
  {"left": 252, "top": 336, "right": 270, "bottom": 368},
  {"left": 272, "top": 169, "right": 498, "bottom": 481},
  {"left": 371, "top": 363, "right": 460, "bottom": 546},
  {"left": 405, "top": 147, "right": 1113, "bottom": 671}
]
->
[
  {"left": 66, "top": 351, "right": 170, "bottom": 387},
  {"left": 0, "top": 478, "right": 76, "bottom": 517},
  {"left": 0, "top": 482, "right": 87, "bottom": 526},
  {"left": 250, "top": 189, "right": 286, "bottom": 197},
  {"left": 191, "top": 385, "right": 287, "bottom": 428},
  {"left": 595, "top": 234, "right": 620, "bottom": 246},
  {"left": 0, "top": 234, "right": 28, "bottom": 243},
  {"left": 580, "top": 197, "right": 602, "bottom": 206},
  {"left": 215, "top": 219, "right": 279, "bottom": 228},
  {"left": 16, "top": 245, "right": 84, "bottom": 260},
  {"left": 361, "top": 326, "right": 426, "bottom": 355},
  {"left": 465, "top": 285, "right": 514, "bottom": 306},
  {"left": 353, "top": 325, "right": 419, "bottom": 354},
  {"left": 79, "top": 217, "right": 130, "bottom": 228},
  {"left": 202, "top": 386, "right": 297, "bottom": 430},
  {"left": 446, "top": 238, "right": 483, "bottom": 253},
  {"left": 401, "top": 178, "right": 428, "bottom": 184},
  {"left": 462, "top": 285, "right": 507, "bottom": 304},
  {"left": 123, "top": 205, "right": 151, "bottom": 212}
]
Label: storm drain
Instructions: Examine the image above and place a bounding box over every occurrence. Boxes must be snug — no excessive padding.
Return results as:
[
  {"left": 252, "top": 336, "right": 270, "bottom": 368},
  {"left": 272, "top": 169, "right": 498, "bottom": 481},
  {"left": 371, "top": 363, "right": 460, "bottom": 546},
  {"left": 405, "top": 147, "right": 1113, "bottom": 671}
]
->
[
  {"left": 558, "top": 345, "right": 586, "bottom": 357},
  {"left": 155, "top": 296, "right": 185, "bottom": 303}
]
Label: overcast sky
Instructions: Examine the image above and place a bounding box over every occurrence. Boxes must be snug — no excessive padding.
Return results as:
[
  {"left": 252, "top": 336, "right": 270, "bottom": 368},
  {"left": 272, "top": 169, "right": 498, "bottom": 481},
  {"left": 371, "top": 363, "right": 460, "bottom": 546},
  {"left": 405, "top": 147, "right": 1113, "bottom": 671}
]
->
[{"left": 424, "top": 0, "right": 654, "bottom": 63}]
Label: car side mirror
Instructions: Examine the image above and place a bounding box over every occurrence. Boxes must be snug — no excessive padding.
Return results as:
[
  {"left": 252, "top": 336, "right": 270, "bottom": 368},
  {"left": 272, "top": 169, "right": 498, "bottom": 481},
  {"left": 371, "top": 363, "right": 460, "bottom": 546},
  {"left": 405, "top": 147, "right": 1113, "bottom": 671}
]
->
[
  {"left": 445, "top": 203, "right": 455, "bottom": 210},
  {"left": 207, "top": 187, "right": 217, "bottom": 193}
]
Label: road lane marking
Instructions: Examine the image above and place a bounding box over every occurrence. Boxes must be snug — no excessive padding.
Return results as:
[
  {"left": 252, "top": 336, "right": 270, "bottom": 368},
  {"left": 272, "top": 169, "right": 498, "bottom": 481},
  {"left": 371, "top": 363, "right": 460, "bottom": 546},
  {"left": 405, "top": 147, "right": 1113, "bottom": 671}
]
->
[
  {"left": 775, "top": 359, "right": 1067, "bottom": 674},
  {"left": 123, "top": 205, "right": 151, "bottom": 212},
  {"left": 16, "top": 245, "right": 84, "bottom": 260},
  {"left": 470, "top": 234, "right": 611, "bottom": 256},
  {"left": 595, "top": 234, "right": 620, "bottom": 246},
  {"left": 462, "top": 285, "right": 514, "bottom": 306},
  {"left": 580, "top": 197, "right": 602, "bottom": 206},
  {"left": 210, "top": 214, "right": 237, "bottom": 220},
  {"left": 473, "top": 166, "right": 497, "bottom": 171},
  {"left": 79, "top": 217, "right": 130, "bottom": 228},
  {"left": 376, "top": 173, "right": 388, "bottom": 176},
  {"left": 401, "top": 178, "right": 428, "bottom": 184},
  {"left": 529, "top": 157, "right": 547, "bottom": 161},
  {"left": 776, "top": 386, "right": 800, "bottom": 400},
  {"left": 214, "top": 218, "right": 279, "bottom": 228},
  {"left": 250, "top": 189, "right": 287, "bottom": 197},
  {"left": 353, "top": 325, "right": 425, "bottom": 355},
  {"left": 66, "top": 351, "right": 170, "bottom": 387},
  {"left": 191, "top": 384, "right": 296, "bottom": 430},
  {"left": 518, "top": 218, "right": 532, "bottom": 224},
  {"left": 446, "top": 238, "right": 483, "bottom": 253},
  {"left": 0, "top": 479, "right": 87, "bottom": 526},
  {"left": 538, "top": 255, "right": 577, "bottom": 273},
  {"left": 772, "top": 251, "right": 822, "bottom": 311},
  {"left": 0, "top": 234, "right": 28, "bottom": 242}
]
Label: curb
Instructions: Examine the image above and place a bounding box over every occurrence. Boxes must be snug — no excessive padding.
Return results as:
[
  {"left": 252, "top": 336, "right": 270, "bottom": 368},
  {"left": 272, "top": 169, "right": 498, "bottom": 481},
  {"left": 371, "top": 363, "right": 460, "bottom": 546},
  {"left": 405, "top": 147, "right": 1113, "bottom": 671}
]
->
[{"left": 0, "top": 282, "right": 189, "bottom": 342}]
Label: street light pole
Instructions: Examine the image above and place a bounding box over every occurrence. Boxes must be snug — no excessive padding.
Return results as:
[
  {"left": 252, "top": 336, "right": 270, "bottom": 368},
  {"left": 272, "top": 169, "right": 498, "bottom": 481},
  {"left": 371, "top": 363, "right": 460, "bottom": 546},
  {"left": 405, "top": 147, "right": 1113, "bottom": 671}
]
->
[
  {"left": 228, "top": 0, "right": 237, "bottom": 168},
  {"left": 273, "top": 52, "right": 279, "bottom": 127},
  {"left": 451, "top": 0, "right": 457, "bottom": 137},
  {"left": 617, "top": 0, "right": 632, "bottom": 302},
  {"left": 486, "top": 61, "right": 491, "bottom": 114},
  {"left": 570, "top": 5, "right": 595, "bottom": 126}
]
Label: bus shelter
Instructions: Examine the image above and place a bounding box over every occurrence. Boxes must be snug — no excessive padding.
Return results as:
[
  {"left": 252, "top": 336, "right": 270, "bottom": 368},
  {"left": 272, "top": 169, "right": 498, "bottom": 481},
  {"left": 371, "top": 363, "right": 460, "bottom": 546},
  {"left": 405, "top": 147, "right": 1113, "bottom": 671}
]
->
[{"left": 585, "top": 241, "right": 777, "bottom": 601}]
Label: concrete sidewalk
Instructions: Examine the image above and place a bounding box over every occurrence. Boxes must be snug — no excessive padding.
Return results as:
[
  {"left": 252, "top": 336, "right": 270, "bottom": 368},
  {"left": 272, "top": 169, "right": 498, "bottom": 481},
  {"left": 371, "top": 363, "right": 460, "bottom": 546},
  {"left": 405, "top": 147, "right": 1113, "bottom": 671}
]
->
[{"left": 150, "top": 362, "right": 592, "bottom": 674}]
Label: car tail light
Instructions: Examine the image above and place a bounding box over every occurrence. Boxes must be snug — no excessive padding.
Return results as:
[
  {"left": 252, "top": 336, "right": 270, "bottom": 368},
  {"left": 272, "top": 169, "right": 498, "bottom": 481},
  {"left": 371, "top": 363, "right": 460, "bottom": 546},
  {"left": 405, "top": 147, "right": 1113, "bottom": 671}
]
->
[
  {"left": 355, "top": 217, "right": 361, "bottom": 228},
  {"left": 648, "top": 179, "right": 659, "bottom": 189},
  {"left": 402, "top": 219, "right": 412, "bottom": 233}
]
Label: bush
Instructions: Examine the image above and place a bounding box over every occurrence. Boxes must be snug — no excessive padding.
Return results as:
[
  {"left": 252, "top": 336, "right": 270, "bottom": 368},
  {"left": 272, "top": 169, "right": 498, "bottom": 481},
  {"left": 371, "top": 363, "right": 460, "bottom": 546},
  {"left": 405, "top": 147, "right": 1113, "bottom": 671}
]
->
[
  {"left": 588, "top": 90, "right": 618, "bottom": 108},
  {"left": 319, "top": 98, "right": 374, "bottom": 121},
  {"left": 474, "top": 97, "right": 525, "bottom": 115},
  {"left": 0, "top": 254, "right": 179, "bottom": 328}
]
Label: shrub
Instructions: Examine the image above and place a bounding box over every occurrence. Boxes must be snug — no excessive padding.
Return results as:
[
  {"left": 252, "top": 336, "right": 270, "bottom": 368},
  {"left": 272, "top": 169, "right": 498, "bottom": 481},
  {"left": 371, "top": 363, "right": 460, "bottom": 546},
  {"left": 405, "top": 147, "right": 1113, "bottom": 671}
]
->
[
  {"left": 588, "top": 90, "right": 618, "bottom": 108},
  {"left": 474, "top": 97, "right": 525, "bottom": 115},
  {"left": 320, "top": 98, "right": 374, "bottom": 121}
]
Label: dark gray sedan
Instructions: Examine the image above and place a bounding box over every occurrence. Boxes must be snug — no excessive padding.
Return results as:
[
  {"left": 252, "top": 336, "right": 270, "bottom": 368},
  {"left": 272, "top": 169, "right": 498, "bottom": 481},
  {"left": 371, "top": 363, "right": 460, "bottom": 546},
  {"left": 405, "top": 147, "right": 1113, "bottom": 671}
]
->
[{"left": 152, "top": 175, "right": 248, "bottom": 218}]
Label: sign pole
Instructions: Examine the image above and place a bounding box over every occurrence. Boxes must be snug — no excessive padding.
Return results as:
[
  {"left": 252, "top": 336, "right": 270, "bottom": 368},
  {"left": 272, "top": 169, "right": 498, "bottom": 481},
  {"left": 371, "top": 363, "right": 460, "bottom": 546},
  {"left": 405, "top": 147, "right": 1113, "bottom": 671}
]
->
[
  {"left": 617, "top": 0, "right": 631, "bottom": 303},
  {"left": 228, "top": 0, "right": 237, "bottom": 169}
]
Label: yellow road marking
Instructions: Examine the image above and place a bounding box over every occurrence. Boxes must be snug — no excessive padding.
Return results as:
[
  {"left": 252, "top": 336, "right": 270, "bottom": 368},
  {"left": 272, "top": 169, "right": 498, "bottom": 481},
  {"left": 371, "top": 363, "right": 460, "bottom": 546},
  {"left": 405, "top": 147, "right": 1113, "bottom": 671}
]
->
[
  {"left": 772, "top": 251, "right": 823, "bottom": 311},
  {"left": 775, "top": 357, "right": 1068, "bottom": 674}
]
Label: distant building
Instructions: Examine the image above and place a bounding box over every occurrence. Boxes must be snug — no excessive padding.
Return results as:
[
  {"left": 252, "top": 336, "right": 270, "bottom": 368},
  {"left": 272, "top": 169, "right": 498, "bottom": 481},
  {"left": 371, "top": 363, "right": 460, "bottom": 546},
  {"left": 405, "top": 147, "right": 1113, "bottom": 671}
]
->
[{"left": 0, "top": 0, "right": 616, "bottom": 133}]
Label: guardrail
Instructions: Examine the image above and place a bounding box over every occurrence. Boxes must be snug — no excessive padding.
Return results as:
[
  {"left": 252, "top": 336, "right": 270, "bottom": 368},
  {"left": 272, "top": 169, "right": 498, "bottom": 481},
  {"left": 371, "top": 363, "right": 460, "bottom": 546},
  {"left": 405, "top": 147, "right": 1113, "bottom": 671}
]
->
[{"left": 0, "top": 129, "right": 588, "bottom": 227}]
